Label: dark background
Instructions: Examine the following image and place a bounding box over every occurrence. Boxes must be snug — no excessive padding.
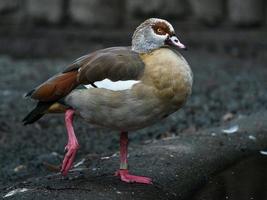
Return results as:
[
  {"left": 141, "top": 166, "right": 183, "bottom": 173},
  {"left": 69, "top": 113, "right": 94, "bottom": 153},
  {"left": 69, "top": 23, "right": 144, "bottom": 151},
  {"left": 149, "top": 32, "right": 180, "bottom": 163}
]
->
[
  {"left": 0, "top": 0, "right": 267, "bottom": 199},
  {"left": 1, "top": 0, "right": 267, "bottom": 59}
]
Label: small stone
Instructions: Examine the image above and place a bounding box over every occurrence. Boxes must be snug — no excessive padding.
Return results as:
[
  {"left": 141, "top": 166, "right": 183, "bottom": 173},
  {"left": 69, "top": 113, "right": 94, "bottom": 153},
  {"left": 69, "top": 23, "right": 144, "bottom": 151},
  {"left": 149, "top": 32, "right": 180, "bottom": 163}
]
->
[
  {"left": 14, "top": 165, "right": 26, "bottom": 173},
  {"left": 260, "top": 150, "right": 267, "bottom": 156},
  {"left": 248, "top": 135, "right": 256, "bottom": 141},
  {"left": 160, "top": 131, "right": 173, "bottom": 139},
  {"left": 222, "top": 125, "right": 239, "bottom": 134},
  {"left": 222, "top": 113, "right": 234, "bottom": 122},
  {"left": 211, "top": 133, "right": 216, "bottom": 136}
]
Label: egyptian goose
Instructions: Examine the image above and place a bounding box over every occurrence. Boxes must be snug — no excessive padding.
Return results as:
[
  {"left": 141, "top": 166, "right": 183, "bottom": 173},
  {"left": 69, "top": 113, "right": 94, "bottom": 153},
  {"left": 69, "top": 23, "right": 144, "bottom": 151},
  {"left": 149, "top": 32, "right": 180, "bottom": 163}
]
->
[{"left": 23, "top": 18, "right": 193, "bottom": 184}]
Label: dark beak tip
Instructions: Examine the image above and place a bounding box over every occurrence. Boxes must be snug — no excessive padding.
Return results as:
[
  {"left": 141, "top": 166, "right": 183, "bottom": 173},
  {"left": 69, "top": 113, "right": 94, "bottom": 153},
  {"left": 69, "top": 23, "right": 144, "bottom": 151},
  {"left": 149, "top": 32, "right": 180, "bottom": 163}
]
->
[{"left": 183, "top": 47, "right": 188, "bottom": 51}]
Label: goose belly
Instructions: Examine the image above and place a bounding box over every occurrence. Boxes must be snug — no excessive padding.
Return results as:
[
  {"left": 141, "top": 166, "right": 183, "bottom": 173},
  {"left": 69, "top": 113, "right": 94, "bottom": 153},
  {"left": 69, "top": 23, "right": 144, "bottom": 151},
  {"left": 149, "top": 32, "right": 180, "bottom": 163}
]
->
[{"left": 64, "top": 88, "right": 174, "bottom": 131}]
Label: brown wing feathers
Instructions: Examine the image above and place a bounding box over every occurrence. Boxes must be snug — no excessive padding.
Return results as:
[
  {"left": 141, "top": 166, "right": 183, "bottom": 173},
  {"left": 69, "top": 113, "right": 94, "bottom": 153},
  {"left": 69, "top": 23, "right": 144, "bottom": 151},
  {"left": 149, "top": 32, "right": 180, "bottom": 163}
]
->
[
  {"left": 78, "top": 47, "right": 144, "bottom": 83},
  {"left": 30, "top": 71, "right": 79, "bottom": 102},
  {"left": 23, "top": 47, "right": 145, "bottom": 125},
  {"left": 23, "top": 70, "right": 79, "bottom": 125}
]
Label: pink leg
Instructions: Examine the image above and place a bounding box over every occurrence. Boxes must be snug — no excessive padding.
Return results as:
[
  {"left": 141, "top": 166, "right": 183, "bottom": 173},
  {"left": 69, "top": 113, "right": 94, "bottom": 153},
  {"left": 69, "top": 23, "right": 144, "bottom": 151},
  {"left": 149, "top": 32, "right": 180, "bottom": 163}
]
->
[
  {"left": 115, "top": 131, "right": 152, "bottom": 184},
  {"left": 61, "top": 109, "right": 80, "bottom": 176}
]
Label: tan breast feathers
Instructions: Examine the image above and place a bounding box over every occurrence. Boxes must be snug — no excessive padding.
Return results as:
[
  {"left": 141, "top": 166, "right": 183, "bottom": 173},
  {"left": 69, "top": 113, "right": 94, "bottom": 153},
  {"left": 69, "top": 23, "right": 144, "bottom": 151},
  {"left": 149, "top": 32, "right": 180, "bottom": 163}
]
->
[{"left": 140, "top": 48, "right": 193, "bottom": 105}]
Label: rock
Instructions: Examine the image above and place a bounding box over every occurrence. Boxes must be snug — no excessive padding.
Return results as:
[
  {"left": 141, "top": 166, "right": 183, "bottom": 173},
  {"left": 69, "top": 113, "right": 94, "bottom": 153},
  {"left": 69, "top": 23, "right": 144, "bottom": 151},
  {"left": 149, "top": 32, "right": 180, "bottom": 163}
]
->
[
  {"left": 26, "top": 0, "right": 63, "bottom": 24},
  {"left": 13, "top": 165, "right": 26, "bottom": 173},
  {"left": 2, "top": 112, "right": 267, "bottom": 200},
  {"left": 70, "top": 0, "right": 121, "bottom": 27},
  {"left": 228, "top": 0, "right": 264, "bottom": 26},
  {"left": 222, "top": 112, "right": 234, "bottom": 122},
  {"left": 189, "top": 0, "right": 225, "bottom": 26},
  {"left": 127, "top": 0, "right": 188, "bottom": 19}
]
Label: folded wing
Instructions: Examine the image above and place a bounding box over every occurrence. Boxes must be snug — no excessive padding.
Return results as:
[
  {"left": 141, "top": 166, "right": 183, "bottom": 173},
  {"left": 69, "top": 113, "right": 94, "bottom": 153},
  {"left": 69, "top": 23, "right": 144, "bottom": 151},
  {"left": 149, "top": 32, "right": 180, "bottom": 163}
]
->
[{"left": 27, "top": 47, "right": 145, "bottom": 102}]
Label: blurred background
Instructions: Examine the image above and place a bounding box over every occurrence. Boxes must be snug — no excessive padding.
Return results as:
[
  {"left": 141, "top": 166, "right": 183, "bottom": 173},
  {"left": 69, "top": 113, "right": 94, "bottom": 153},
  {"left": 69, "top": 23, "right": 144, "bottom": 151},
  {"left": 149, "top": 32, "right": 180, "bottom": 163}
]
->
[
  {"left": 0, "top": 0, "right": 267, "bottom": 199},
  {"left": 1, "top": 0, "right": 267, "bottom": 59}
]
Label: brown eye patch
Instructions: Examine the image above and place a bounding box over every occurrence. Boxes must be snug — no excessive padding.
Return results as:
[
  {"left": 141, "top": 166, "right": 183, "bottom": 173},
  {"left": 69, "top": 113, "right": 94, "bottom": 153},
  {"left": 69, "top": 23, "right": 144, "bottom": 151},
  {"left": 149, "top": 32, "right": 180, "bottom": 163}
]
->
[{"left": 152, "top": 22, "right": 173, "bottom": 36}]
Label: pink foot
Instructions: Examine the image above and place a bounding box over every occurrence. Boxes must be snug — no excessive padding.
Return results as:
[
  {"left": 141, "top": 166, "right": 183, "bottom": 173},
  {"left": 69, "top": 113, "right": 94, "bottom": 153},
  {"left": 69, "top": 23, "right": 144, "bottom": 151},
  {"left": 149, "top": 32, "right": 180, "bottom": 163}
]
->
[
  {"left": 115, "top": 169, "right": 152, "bottom": 184},
  {"left": 61, "top": 142, "right": 79, "bottom": 176},
  {"left": 61, "top": 109, "right": 80, "bottom": 176}
]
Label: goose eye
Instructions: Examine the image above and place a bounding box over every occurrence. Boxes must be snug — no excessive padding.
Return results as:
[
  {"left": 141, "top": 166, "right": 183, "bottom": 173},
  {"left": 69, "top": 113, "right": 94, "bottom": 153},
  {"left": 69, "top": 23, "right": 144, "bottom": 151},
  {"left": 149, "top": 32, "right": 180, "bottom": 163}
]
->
[{"left": 157, "top": 28, "right": 163, "bottom": 33}]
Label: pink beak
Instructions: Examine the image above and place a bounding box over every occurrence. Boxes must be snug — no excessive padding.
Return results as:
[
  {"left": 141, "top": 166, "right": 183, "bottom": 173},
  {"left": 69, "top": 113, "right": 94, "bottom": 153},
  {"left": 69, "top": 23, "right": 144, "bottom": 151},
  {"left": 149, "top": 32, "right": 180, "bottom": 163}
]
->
[{"left": 166, "top": 35, "right": 187, "bottom": 50}]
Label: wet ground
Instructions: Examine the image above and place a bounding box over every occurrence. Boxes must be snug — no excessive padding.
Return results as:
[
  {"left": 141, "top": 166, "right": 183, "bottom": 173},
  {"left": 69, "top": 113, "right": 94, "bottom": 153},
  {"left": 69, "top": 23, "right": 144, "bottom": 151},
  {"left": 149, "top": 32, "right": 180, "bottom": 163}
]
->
[{"left": 0, "top": 49, "right": 266, "bottom": 191}]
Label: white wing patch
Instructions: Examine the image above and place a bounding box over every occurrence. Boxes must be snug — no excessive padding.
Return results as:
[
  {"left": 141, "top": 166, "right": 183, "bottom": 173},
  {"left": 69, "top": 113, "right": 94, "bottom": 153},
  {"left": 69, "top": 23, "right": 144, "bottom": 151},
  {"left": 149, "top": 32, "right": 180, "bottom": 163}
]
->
[{"left": 84, "top": 79, "right": 140, "bottom": 91}]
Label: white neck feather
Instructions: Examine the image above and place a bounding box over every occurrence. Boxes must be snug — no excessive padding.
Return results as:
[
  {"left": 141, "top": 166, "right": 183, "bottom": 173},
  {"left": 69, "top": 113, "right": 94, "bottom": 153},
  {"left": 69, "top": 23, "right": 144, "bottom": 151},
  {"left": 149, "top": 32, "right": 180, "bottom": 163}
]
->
[
  {"left": 131, "top": 25, "right": 166, "bottom": 53},
  {"left": 131, "top": 18, "right": 174, "bottom": 53}
]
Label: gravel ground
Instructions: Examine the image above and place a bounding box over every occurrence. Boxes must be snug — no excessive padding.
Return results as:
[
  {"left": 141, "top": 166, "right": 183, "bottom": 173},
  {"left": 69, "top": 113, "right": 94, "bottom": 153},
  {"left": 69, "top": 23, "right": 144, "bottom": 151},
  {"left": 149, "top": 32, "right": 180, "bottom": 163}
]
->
[{"left": 0, "top": 50, "right": 266, "bottom": 187}]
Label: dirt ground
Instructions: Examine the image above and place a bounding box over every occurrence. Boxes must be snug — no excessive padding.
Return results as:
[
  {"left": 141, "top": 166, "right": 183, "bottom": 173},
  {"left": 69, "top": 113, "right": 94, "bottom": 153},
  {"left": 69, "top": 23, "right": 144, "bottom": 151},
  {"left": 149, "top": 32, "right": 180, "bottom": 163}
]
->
[{"left": 0, "top": 48, "right": 266, "bottom": 191}]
